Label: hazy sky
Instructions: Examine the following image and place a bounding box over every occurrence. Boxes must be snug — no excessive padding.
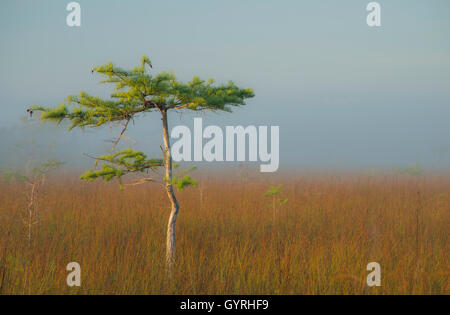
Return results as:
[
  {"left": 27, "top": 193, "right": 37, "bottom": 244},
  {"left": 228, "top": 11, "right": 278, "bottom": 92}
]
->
[{"left": 0, "top": 0, "right": 449, "bottom": 170}]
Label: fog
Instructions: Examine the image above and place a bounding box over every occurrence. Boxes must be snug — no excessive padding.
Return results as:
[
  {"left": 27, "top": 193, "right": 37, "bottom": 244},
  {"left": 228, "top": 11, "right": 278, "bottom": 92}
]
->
[{"left": 1, "top": 0, "right": 449, "bottom": 172}]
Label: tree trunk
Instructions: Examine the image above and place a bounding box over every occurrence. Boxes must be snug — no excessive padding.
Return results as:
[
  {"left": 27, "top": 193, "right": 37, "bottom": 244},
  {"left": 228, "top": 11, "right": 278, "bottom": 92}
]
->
[{"left": 161, "top": 109, "right": 180, "bottom": 270}]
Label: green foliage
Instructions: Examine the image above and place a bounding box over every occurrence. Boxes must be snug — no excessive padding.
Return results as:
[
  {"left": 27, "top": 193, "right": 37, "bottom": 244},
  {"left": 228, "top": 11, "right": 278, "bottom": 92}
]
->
[
  {"left": 395, "top": 164, "right": 423, "bottom": 176},
  {"left": 278, "top": 197, "right": 289, "bottom": 206},
  {"left": 264, "top": 184, "right": 288, "bottom": 207},
  {"left": 164, "top": 166, "right": 198, "bottom": 191},
  {"left": 80, "top": 149, "right": 163, "bottom": 189},
  {"left": 33, "top": 159, "right": 65, "bottom": 175},
  {"left": 81, "top": 164, "right": 124, "bottom": 183},
  {"left": 30, "top": 55, "right": 254, "bottom": 130},
  {"left": 170, "top": 175, "right": 198, "bottom": 191},
  {"left": 1, "top": 159, "right": 64, "bottom": 183},
  {"left": 264, "top": 184, "right": 283, "bottom": 197},
  {"left": 30, "top": 56, "right": 254, "bottom": 191},
  {"left": 1, "top": 169, "right": 29, "bottom": 182}
]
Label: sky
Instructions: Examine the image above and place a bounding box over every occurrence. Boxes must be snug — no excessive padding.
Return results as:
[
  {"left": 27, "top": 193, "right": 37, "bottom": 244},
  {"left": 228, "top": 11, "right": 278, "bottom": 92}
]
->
[{"left": 0, "top": 0, "right": 449, "bottom": 171}]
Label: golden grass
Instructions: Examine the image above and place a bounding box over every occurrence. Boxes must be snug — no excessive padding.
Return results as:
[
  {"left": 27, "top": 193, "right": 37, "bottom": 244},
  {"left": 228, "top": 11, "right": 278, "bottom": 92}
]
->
[{"left": 0, "top": 171, "right": 448, "bottom": 294}]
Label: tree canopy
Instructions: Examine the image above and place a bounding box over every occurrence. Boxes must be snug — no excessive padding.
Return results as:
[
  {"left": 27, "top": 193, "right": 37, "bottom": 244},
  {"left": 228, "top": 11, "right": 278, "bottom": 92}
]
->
[
  {"left": 31, "top": 56, "right": 254, "bottom": 129},
  {"left": 30, "top": 56, "right": 254, "bottom": 189}
]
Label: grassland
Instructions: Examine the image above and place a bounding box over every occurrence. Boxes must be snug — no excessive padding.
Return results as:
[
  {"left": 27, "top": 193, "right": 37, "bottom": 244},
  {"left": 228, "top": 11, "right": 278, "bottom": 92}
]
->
[{"left": 0, "top": 171, "right": 448, "bottom": 294}]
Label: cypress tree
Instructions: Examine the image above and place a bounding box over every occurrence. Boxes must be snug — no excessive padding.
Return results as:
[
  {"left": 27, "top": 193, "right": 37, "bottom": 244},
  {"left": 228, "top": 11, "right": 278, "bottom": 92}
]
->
[{"left": 31, "top": 56, "right": 254, "bottom": 269}]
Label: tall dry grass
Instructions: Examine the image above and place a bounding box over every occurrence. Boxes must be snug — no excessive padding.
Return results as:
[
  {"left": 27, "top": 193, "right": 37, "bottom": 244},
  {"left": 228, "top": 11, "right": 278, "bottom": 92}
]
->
[{"left": 0, "top": 171, "right": 448, "bottom": 294}]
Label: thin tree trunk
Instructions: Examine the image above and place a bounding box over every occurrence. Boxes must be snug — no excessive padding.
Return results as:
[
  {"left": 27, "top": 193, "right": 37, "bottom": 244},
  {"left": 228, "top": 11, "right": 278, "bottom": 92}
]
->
[{"left": 161, "top": 109, "right": 180, "bottom": 270}]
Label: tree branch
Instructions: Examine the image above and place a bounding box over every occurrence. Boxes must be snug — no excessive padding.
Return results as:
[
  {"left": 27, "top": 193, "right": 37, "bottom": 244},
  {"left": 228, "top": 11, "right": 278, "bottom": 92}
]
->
[{"left": 112, "top": 117, "right": 131, "bottom": 151}]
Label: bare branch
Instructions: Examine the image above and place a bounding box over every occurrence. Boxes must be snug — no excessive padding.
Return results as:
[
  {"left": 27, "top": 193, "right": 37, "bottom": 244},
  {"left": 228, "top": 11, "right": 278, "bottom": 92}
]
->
[
  {"left": 112, "top": 117, "right": 131, "bottom": 151},
  {"left": 124, "top": 177, "right": 162, "bottom": 187}
]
